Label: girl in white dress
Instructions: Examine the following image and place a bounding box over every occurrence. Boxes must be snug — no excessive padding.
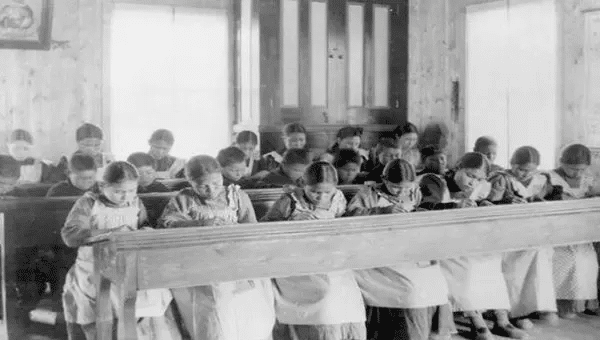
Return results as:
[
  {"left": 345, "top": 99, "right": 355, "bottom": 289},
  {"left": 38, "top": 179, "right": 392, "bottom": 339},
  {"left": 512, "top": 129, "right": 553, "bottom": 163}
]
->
[
  {"left": 487, "top": 146, "right": 560, "bottom": 328},
  {"left": 62, "top": 161, "right": 180, "bottom": 340},
  {"left": 159, "top": 155, "right": 276, "bottom": 340},
  {"left": 348, "top": 159, "right": 456, "bottom": 340},
  {"left": 548, "top": 144, "right": 600, "bottom": 318},
  {"left": 263, "top": 161, "right": 366, "bottom": 340}
]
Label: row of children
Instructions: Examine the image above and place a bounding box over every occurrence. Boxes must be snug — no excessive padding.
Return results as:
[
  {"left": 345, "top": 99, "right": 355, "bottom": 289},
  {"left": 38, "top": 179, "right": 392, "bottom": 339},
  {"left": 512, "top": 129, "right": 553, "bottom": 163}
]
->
[{"left": 58, "top": 133, "right": 599, "bottom": 340}]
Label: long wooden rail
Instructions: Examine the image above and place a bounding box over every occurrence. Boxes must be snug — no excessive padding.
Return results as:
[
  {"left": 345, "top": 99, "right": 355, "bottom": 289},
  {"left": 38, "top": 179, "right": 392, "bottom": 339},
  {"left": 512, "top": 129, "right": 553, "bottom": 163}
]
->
[{"left": 92, "top": 198, "right": 600, "bottom": 340}]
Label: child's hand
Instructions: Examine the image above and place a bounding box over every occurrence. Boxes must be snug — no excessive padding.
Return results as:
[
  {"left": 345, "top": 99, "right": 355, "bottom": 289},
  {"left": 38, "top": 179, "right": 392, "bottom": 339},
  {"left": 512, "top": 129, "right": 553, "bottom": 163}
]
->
[
  {"left": 457, "top": 199, "right": 477, "bottom": 208},
  {"left": 479, "top": 200, "right": 494, "bottom": 207},
  {"left": 203, "top": 217, "right": 229, "bottom": 226},
  {"left": 510, "top": 196, "right": 528, "bottom": 204},
  {"left": 390, "top": 204, "right": 410, "bottom": 214},
  {"left": 293, "top": 211, "right": 319, "bottom": 220},
  {"left": 111, "top": 225, "right": 135, "bottom": 233}
]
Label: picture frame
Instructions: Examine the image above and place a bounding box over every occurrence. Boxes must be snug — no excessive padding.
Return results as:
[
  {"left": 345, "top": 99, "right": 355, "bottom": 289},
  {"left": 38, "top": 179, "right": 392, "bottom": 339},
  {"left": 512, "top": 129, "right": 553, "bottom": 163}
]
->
[{"left": 0, "top": 0, "right": 53, "bottom": 50}]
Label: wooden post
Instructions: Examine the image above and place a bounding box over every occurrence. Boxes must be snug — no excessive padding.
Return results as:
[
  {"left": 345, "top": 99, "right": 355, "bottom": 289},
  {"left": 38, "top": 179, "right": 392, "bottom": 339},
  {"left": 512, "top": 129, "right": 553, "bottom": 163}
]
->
[{"left": 117, "top": 253, "right": 138, "bottom": 340}]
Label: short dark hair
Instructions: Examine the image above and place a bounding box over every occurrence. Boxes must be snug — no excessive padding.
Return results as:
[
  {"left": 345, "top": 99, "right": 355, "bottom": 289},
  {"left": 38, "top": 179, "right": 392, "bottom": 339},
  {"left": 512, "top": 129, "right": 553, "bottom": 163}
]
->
[
  {"left": 382, "top": 159, "right": 416, "bottom": 183},
  {"left": 333, "top": 149, "right": 363, "bottom": 168},
  {"left": 102, "top": 161, "right": 139, "bottom": 184},
  {"left": 127, "top": 152, "right": 156, "bottom": 169},
  {"left": 149, "top": 129, "right": 175, "bottom": 145},
  {"left": 510, "top": 146, "right": 540, "bottom": 166},
  {"left": 304, "top": 161, "right": 338, "bottom": 186},
  {"left": 76, "top": 123, "right": 103, "bottom": 141},
  {"left": 236, "top": 131, "right": 258, "bottom": 145},
  {"left": 560, "top": 143, "right": 591, "bottom": 166},
  {"left": 282, "top": 123, "right": 307, "bottom": 136},
  {"left": 392, "top": 122, "right": 418, "bottom": 138},
  {"left": 217, "top": 147, "right": 247, "bottom": 167},
  {"left": 0, "top": 155, "right": 20, "bottom": 179},
  {"left": 282, "top": 148, "right": 311, "bottom": 166},
  {"left": 420, "top": 145, "right": 445, "bottom": 162},
  {"left": 10, "top": 129, "right": 33, "bottom": 144},
  {"left": 336, "top": 126, "right": 363, "bottom": 140},
  {"left": 69, "top": 153, "right": 98, "bottom": 172},
  {"left": 474, "top": 136, "right": 497, "bottom": 153},
  {"left": 458, "top": 152, "right": 489, "bottom": 173},
  {"left": 185, "top": 155, "right": 221, "bottom": 182}
]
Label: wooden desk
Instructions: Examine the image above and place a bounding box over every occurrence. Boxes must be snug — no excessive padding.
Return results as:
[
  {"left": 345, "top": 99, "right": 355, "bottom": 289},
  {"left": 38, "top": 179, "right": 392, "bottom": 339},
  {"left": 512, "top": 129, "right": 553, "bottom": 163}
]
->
[{"left": 93, "top": 198, "right": 600, "bottom": 339}]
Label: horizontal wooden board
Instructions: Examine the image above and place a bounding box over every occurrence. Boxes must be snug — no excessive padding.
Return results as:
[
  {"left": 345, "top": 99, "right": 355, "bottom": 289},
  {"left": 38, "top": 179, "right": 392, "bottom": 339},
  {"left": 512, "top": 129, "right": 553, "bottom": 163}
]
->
[{"left": 95, "top": 198, "right": 600, "bottom": 289}]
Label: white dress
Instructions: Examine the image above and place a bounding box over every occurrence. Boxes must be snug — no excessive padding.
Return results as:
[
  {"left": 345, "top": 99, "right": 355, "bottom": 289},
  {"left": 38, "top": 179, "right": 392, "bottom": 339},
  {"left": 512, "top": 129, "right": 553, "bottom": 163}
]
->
[
  {"left": 498, "top": 173, "right": 557, "bottom": 317},
  {"left": 440, "top": 180, "right": 512, "bottom": 311},
  {"left": 548, "top": 171, "right": 599, "bottom": 301}
]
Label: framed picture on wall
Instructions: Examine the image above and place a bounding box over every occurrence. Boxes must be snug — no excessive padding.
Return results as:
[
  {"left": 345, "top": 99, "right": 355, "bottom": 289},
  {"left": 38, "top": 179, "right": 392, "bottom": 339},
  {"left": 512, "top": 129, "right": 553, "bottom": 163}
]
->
[{"left": 0, "top": 0, "right": 52, "bottom": 50}]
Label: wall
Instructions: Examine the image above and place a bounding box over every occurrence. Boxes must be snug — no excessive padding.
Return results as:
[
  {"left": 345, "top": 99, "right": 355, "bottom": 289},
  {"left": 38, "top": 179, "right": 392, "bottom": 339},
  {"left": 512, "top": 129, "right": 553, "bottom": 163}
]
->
[{"left": 0, "top": 0, "right": 104, "bottom": 163}]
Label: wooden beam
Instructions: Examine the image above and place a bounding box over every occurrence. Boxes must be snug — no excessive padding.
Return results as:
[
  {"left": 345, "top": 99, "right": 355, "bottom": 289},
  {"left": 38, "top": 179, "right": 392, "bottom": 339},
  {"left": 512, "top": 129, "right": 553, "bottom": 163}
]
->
[{"left": 95, "top": 198, "right": 600, "bottom": 290}]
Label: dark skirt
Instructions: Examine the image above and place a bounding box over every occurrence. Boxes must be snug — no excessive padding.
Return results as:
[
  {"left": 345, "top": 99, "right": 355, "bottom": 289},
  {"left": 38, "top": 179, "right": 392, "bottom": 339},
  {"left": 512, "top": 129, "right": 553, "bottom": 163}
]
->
[
  {"left": 366, "top": 305, "right": 456, "bottom": 340},
  {"left": 273, "top": 321, "right": 366, "bottom": 340}
]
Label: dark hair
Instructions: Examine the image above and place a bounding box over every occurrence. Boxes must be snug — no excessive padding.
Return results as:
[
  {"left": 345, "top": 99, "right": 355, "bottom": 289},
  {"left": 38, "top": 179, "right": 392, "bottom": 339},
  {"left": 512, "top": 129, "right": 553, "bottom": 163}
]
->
[
  {"left": 102, "top": 161, "right": 139, "bottom": 184},
  {"left": 217, "top": 146, "right": 247, "bottom": 167},
  {"left": 560, "top": 143, "right": 591, "bottom": 165},
  {"left": 382, "top": 159, "right": 416, "bottom": 183},
  {"left": 420, "top": 145, "right": 445, "bottom": 162},
  {"left": 282, "top": 148, "right": 311, "bottom": 166},
  {"left": 304, "top": 161, "right": 338, "bottom": 186},
  {"left": 76, "top": 123, "right": 103, "bottom": 142},
  {"left": 392, "top": 122, "right": 418, "bottom": 138},
  {"left": 127, "top": 152, "right": 156, "bottom": 169},
  {"left": 510, "top": 146, "right": 540, "bottom": 166},
  {"left": 185, "top": 155, "right": 221, "bottom": 182},
  {"left": 336, "top": 126, "right": 363, "bottom": 140},
  {"left": 333, "top": 149, "right": 363, "bottom": 169},
  {"left": 149, "top": 129, "right": 175, "bottom": 145},
  {"left": 10, "top": 129, "right": 33, "bottom": 144},
  {"left": 236, "top": 130, "right": 258, "bottom": 145},
  {"left": 457, "top": 152, "right": 489, "bottom": 172},
  {"left": 69, "top": 154, "right": 98, "bottom": 172},
  {"left": 0, "top": 155, "right": 20, "bottom": 179},
  {"left": 474, "top": 136, "right": 497, "bottom": 153},
  {"left": 376, "top": 138, "right": 399, "bottom": 152},
  {"left": 282, "top": 123, "right": 307, "bottom": 136}
]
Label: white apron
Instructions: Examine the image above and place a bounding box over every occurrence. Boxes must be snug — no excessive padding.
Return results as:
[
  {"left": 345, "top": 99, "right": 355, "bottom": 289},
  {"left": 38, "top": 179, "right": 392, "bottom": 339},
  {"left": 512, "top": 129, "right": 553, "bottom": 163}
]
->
[
  {"left": 62, "top": 197, "right": 172, "bottom": 324},
  {"left": 18, "top": 159, "right": 43, "bottom": 184},
  {"left": 500, "top": 173, "right": 557, "bottom": 317},
  {"left": 441, "top": 179, "right": 511, "bottom": 311},
  {"left": 354, "top": 190, "right": 448, "bottom": 309},
  {"left": 549, "top": 171, "right": 599, "bottom": 300},
  {"left": 172, "top": 185, "right": 276, "bottom": 340},
  {"left": 274, "top": 191, "right": 365, "bottom": 325}
]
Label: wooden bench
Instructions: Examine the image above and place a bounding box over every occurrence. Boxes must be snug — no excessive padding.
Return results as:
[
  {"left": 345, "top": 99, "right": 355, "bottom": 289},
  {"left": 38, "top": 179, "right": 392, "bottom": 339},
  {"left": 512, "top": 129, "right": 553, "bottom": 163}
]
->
[{"left": 91, "top": 198, "right": 600, "bottom": 339}]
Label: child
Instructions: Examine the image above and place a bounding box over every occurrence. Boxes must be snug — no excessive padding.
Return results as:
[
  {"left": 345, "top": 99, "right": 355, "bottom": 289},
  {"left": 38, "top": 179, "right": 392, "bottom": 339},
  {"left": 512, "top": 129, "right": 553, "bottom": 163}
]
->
[
  {"left": 158, "top": 155, "right": 275, "bottom": 340},
  {"left": 474, "top": 136, "right": 503, "bottom": 173},
  {"left": 333, "top": 149, "right": 368, "bottom": 185},
  {"left": 365, "top": 133, "right": 396, "bottom": 172},
  {"left": 126, "top": 152, "right": 170, "bottom": 194},
  {"left": 262, "top": 161, "right": 366, "bottom": 340},
  {"left": 58, "top": 123, "right": 114, "bottom": 182},
  {"left": 487, "top": 146, "right": 560, "bottom": 328},
  {"left": 348, "top": 159, "right": 456, "bottom": 340},
  {"left": 47, "top": 154, "right": 98, "bottom": 197},
  {"left": 420, "top": 152, "right": 528, "bottom": 340},
  {"left": 61, "top": 161, "right": 180, "bottom": 340},
  {"left": 217, "top": 146, "right": 249, "bottom": 187},
  {"left": 392, "top": 122, "right": 421, "bottom": 168},
  {"left": 0, "top": 155, "right": 28, "bottom": 196},
  {"left": 258, "top": 123, "right": 308, "bottom": 174},
  {"left": 320, "top": 126, "right": 369, "bottom": 165},
  {"left": 365, "top": 138, "right": 402, "bottom": 183},
  {"left": 255, "top": 148, "right": 311, "bottom": 188},
  {"left": 7, "top": 129, "right": 57, "bottom": 184},
  {"left": 548, "top": 143, "right": 600, "bottom": 318},
  {"left": 148, "top": 129, "right": 186, "bottom": 179},
  {"left": 235, "top": 130, "right": 261, "bottom": 177}
]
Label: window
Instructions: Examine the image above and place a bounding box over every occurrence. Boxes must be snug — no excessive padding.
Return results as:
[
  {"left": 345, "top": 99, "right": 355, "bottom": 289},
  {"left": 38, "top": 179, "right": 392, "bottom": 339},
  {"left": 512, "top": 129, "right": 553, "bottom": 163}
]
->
[{"left": 110, "top": 3, "right": 232, "bottom": 161}]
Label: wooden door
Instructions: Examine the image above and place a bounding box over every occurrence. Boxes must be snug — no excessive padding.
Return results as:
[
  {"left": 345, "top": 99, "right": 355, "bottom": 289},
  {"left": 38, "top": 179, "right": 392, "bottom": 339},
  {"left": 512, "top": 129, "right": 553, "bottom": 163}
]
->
[{"left": 259, "top": 0, "right": 409, "bottom": 152}]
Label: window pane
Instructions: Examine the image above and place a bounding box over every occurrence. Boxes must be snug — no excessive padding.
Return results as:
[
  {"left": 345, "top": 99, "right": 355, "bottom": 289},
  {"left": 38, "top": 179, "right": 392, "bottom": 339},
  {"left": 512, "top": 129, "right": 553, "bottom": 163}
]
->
[
  {"left": 373, "top": 5, "right": 389, "bottom": 107},
  {"left": 347, "top": 3, "right": 364, "bottom": 107},
  {"left": 281, "top": 0, "right": 299, "bottom": 107},
  {"left": 110, "top": 4, "right": 231, "bottom": 160},
  {"left": 311, "top": 1, "right": 327, "bottom": 107}
]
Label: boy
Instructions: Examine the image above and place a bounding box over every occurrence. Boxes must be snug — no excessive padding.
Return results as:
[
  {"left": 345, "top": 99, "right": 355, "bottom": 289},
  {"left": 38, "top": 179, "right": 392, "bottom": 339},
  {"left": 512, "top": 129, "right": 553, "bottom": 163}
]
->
[
  {"left": 217, "top": 146, "right": 249, "bottom": 187},
  {"left": 46, "top": 154, "right": 98, "bottom": 197},
  {"left": 7, "top": 129, "right": 57, "bottom": 184},
  {"left": 254, "top": 149, "right": 311, "bottom": 188},
  {"left": 148, "top": 129, "right": 186, "bottom": 179},
  {"left": 365, "top": 138, "right": 402, "bottom": 183},
  {"left": 334, "top": 149, "right": 367, "bottom": 185},
  {"left": 0, "top": 155, "right": 28, "bottom": 197},
  {"left": 257, "top": 123, "right": 308, "bottom": 175},
  {"left": 474, "top": 136, "right": 503, "bottom": 173},
  {"left": 235, "top": 130, "right": 260, "bottom": 177},
  {"left": 126, "top": 152, "right": 170, "bottom": 194},
  {"left": 58, "top": 123, "right": 114, "bottom": 181}
]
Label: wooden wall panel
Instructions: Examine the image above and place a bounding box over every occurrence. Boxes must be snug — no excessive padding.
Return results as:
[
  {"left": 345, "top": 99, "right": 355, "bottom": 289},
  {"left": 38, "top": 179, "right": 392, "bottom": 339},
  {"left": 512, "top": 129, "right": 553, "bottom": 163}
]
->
[{"left": 0, "top": 0, "right": 104, "bottom": 163}]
